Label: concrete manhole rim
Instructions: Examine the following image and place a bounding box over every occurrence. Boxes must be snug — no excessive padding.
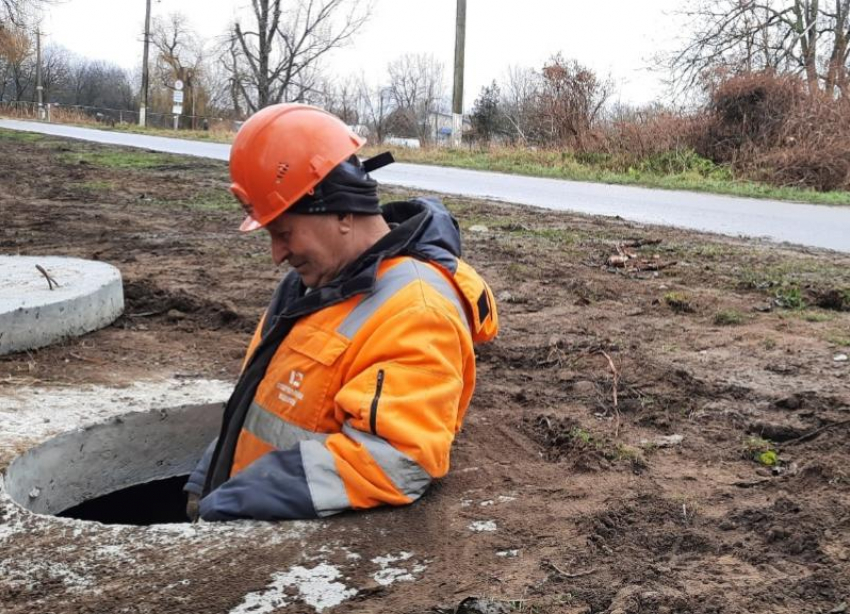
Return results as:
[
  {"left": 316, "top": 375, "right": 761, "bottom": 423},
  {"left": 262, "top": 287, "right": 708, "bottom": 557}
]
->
[
  {"left": 2, "top": 402, "right": 222, "bottom": 523},
  {"left": 0, "top": 255, "right": 124, "bottom": 356}
]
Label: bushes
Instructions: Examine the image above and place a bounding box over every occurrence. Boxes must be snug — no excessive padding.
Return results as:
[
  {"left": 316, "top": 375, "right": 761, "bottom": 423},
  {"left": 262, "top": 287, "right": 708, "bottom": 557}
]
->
[
  {"left": 697, "top": 71, "right": 850, "bottom": 191},
  {"left": 699, "top": 72, "right": 804, "bottom": 163},
  {"left": 468, "top": 67, "right": 849, "bottom": 193}
]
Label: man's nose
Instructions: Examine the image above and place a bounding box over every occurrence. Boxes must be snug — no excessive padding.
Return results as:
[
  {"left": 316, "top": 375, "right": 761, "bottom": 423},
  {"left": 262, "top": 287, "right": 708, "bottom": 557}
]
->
[{"left": 271, "top": 237, "right": 290, "bottom": 266}]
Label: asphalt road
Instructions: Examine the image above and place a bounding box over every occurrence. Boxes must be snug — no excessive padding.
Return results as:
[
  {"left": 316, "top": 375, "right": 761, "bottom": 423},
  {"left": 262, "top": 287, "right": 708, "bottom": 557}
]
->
[{"left": 2, "top": 118, "right": 849, "bottom": 252}]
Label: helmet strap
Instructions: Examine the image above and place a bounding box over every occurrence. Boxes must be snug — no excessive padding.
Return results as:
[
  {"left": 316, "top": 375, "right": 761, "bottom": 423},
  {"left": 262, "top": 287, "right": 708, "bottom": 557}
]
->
[{"left": 362, "top": 151, "right": 395, "bottom": 173}]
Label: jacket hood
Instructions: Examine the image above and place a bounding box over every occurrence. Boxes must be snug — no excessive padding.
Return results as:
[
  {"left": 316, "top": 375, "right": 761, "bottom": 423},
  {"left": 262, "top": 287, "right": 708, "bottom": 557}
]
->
[{"left": 379, "top": 197, "right": 462, "bottom": 274}]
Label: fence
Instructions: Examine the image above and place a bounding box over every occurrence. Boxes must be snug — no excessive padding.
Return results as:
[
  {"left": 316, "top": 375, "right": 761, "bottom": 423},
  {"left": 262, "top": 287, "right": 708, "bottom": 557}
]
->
[{"left": 0, "top": 100, "right": 240, "bottom": 133}]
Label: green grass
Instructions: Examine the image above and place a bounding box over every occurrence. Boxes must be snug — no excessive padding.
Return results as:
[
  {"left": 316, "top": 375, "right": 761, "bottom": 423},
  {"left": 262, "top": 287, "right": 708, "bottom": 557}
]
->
[
  {"left": 109, "top": 122, "right": 235, "bottom": 144},
  {"left": 744, "top": 436, "right": 778, "bottom": 466},
  {"left": 738, "top": 261, "right": 850, "bottom": 297},
  {"left": 773, "top": 285, "right": 806, "bottom": 310},
  {"left": 825, "top": 331, "right": 850, "bottom": 347},
  {"left": 77, "top": 180, "right": 115, "bottom": 191},
  {"left": 714, "top": 309, "right": 746, "bottom": 326},
  {"left": 664, "top": 291, "right": 695, "bottom": 313},
  {"left": 0, "top": 128, "right": 44, "bottom": 142},
  {"left": 58, "top": 150, "right": 184, "bottom": 169},
  {"left": 174, "top": 189, "right": 237, "bottom": 212},
  {"left": 362, "top": 145, "right": 850, "bottom": 206},
  {"left": 800, "top": 311, "right": 835, "bottom": 323}
]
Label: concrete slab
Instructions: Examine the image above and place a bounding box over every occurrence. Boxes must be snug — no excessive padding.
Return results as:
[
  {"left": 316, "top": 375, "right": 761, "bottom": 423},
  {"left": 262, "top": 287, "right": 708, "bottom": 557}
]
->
[{"left": 0, "top": 255, "right": 124, "bottom": 355}]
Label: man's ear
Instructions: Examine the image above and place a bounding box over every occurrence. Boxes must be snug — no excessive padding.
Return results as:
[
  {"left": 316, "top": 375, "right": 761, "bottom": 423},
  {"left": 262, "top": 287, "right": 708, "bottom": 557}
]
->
[{"left": 337, "top": 213, "right": 354, "bottom": 234}]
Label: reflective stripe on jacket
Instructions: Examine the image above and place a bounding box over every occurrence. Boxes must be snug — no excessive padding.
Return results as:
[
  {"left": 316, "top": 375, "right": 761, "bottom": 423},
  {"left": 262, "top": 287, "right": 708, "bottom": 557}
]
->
[{"left": 190, "top": 198, "right": 498, "bottom": 521}]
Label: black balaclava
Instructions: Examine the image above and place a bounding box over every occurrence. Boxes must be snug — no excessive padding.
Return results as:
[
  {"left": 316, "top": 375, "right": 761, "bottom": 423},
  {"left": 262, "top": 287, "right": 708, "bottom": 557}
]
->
[{"left": 289, "top": 152, "right": 394, "bottom": 215}]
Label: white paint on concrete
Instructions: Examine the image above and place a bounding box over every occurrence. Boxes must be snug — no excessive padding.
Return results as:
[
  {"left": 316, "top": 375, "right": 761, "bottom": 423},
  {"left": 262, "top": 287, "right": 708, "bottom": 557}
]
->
[
  {"left": 0, "top": 255, "right": 124, "bottom": 355},
  {"left": 229, "top": 563, "right": 357, "bottom": 614}
]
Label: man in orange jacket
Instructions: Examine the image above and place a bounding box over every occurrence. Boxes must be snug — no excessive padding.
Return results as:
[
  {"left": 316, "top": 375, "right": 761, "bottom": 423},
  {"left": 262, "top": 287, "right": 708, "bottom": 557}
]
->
[{"left": 185, "top": 104, "right": 498, "bottom": 521}]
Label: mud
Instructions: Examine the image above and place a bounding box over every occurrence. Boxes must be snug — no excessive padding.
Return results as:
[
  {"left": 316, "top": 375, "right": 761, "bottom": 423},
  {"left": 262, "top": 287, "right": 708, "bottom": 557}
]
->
[{"left": 1, "top": 132, "right": 849, "bottom": 613}]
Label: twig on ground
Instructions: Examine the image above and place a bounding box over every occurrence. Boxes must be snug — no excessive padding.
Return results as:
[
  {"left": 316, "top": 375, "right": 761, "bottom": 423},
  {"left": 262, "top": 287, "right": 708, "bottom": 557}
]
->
[
  {"left": 68, "top": 352, "right": 105, "bottom": 365},
  {"left": 785, "top": 419, "right": 850, "bottom": 445},
  {"left": 128, "top": 310, "right": 167, "bottom": 318},
  {"left": 35, "top": 264, "right": 59, "bottom": 290},
  {"left": 597, "top": 349, "right": 621, "bottom": 438},
  {"left": 544, "top": 560, "right": 598, "bottom": 579},
  {"left": 634, "top": 260, "right": 678, "bottom": 272}
]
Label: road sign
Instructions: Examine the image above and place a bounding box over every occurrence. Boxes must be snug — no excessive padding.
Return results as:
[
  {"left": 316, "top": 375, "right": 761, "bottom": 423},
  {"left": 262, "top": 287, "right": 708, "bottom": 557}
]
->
[
  {"left": 172, "top": 104, "right": 183, "bottom": 115},
  {"left": 174, "top": 80, "right": 184, "bottom": 91},
  {"left": 173, "top": 90, "right": 184, "bottom": 104}
]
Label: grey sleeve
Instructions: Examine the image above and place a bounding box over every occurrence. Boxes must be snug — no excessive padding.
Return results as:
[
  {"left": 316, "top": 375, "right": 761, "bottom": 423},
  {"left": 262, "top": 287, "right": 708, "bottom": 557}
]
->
[
  {"left": 198, "top": 448, "right": 319, "bottom": 521},
  {"left": 183, "top": 438, "right": 218, "bottom": 496}
]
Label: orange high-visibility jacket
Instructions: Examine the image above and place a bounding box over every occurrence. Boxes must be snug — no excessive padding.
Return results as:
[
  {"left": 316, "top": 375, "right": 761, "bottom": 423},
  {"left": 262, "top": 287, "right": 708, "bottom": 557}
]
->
[{"left": 186, "top": 198, "right": 498, "bottom": 520}]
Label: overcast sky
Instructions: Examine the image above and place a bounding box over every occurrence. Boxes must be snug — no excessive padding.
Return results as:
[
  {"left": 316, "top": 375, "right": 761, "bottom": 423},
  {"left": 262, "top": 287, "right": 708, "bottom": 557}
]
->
[{"left": 40, "top": 0, "right": 684, "bottom": 109}]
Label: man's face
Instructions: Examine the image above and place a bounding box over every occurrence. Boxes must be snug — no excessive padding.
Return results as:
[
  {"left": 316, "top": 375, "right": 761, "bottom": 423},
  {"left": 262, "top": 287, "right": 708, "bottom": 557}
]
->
[{"left": 265, "top": 213, "right": 350, "bottom": 288}]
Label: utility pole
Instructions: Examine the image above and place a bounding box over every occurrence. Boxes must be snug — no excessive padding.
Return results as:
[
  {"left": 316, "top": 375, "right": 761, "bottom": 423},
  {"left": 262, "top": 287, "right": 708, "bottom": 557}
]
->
[
  {"left": 35, "top": 27, "right": 44, "bottom": 120},
  {"left": 139, "top": 0, "right": 152, "bottom": 127},
  {"left": 451, "top": 0, "right": 466, "bottom": 148}
]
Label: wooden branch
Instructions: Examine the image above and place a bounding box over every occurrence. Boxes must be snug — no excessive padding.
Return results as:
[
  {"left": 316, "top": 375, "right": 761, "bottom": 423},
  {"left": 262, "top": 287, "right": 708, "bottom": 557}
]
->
[
  {"left": 597, "top": 349, "right": 621, "bottom": 439},
  {"left": 543, "top": 560, "right": 598, "bottom": 579}
]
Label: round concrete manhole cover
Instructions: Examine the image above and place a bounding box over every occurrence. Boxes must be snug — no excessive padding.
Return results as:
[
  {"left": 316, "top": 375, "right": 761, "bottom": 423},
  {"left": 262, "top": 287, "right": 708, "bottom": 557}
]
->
[{"left": 0, "top": 255, "right": 124, "bottom": 355}]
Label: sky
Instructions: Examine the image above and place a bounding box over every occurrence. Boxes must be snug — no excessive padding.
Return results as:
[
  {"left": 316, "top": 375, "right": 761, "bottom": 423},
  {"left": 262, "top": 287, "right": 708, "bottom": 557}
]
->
[{"left": 39, "top": 0, "right": 684, "bottom": 109}]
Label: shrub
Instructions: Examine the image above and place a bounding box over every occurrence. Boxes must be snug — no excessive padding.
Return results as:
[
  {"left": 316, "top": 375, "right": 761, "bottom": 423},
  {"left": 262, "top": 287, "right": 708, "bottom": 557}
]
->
[
  {"left": 696, "top": 71, "right": 850, "bottom": 191},
  {"left": 774, "top": 285, "right": 806, "bottom": 310}
]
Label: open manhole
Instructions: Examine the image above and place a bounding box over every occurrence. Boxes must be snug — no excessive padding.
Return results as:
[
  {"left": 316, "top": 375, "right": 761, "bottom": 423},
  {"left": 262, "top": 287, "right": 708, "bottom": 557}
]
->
[{"left": 3, "top": 403, "right": 222, "bottom": 525}]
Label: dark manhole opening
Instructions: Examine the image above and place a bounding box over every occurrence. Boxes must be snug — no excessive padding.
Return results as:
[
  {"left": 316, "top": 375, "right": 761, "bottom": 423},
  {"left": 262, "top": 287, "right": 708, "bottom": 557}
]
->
[{"left": 58, "top": 475, "right": 190, "bottom": 526}]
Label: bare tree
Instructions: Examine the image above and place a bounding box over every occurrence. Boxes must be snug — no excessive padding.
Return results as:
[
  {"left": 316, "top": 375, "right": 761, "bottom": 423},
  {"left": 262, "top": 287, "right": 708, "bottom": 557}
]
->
[
  {"left": 224, "top": 0, "right": 371, "bottom": 113},
  {"left": 152, "top": 13, "right": 204, "bottom": 127},
  {"left": 536, "top": 53, "right": 611, "bottom": 147},
  {"left": 63, "top": 57, "right": 134, "bottom": 109},
  {"left": 669, "top": 0, "right": 850, "bottom": 96},
  {"left": 356, "top": 76, "right": 393, "bottom": 143},
  {"left": 500, "top": 65, "right": 540, "bottom": 144},
  {"left": 214, "top": 29, "right": 246, "bottom": 118},
  {"left": 40, "top": 42, "right": 70, "bottom": 101},
  {"left": 313, "top": 74, "right": 359, "bottom": 123},
  {"left": 387, "top": 53, "right": 446, "bottom": 144},
  {"left": 1, "top": 0, "right": 53, "bottom": 26}
]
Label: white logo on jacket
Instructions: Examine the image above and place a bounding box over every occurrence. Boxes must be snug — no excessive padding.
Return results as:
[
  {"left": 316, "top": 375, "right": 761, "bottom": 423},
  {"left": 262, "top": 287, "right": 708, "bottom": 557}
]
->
[{"left": 277, "top": 370, "right": 305, "bottom": 406}]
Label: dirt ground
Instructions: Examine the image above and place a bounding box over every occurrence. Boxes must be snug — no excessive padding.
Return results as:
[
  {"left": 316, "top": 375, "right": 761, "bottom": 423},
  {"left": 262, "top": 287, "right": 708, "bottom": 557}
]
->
[{"left": 1, "top": 130, "right": 849, "bottom": 614}]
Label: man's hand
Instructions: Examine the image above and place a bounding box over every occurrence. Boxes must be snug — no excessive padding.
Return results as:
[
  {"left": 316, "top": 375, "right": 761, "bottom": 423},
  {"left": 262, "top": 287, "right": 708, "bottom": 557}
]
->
[{"left": 186, "top": 493, "right": 201, "bottom": 522}]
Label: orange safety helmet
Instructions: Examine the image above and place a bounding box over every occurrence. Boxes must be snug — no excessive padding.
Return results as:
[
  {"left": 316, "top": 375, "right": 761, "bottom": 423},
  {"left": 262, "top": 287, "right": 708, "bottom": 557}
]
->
[{"left": 230, "top": 103, "right": 366, "bottom": 232}]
